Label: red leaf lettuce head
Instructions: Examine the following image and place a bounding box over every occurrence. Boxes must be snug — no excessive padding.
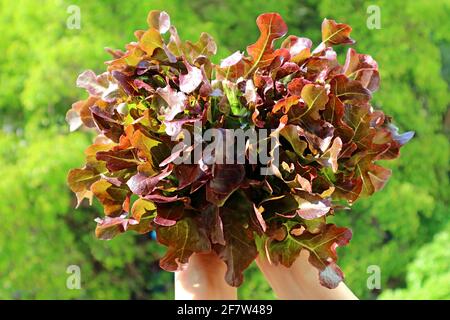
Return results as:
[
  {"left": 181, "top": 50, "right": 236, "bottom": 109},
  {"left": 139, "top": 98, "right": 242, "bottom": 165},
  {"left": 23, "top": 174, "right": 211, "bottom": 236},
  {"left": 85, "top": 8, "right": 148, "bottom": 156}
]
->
[{"left": 67, "top": 11, "right": 413, "bottom": 289}]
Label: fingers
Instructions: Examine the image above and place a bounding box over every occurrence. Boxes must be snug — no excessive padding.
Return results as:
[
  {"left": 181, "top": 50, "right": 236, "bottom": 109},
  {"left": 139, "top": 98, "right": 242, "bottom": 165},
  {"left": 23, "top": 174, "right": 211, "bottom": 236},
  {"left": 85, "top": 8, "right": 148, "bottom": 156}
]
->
[
  {"left": 256, "top": 250, "right": 358, "bottom": 300},
  {"left": 175, "top": 251, "right": 238, "bottom": 300}
]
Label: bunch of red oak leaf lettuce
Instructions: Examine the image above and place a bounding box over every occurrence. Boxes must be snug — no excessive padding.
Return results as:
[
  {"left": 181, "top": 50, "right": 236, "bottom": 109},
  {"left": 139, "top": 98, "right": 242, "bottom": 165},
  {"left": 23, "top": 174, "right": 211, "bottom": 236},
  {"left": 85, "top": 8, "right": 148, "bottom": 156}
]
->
[{"left": 67, "top": 11, "right": 413, "bottom": 288}]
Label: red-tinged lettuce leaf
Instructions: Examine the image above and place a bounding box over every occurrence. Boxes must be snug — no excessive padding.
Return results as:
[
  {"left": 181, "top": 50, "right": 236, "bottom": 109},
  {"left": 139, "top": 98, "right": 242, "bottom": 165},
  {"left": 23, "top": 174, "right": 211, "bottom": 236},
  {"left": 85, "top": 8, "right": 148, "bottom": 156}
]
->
[
  {"left": 154, "top": 201, "right": 185, "bottom": 227},
  {"left": 252, "top": 204, "right": 267, "bottom": 234},
  {"left": 317, "top": 137, "right": 342, "bottom": 172},
  {"left": 96, "top": 148, "right": 140, "bottom": 172},
  {"left": 112, "top": 71, "right": 138, "bottom": 96},
  {"left": 343, "top": 106, "right": 393, "bottom": 161},
  {"left": 131, "top": 198, "right": 156, "bottom": 221},
  {"left": 339, "top": 141, "right": 358, "bottom": 159},
  {"left": 268, "top": 223, "right": 352, "bottom": 288},
  {"left": 258, "top": 189, "right": 329, "bottom": 220},
  {"left": 299, "top": 120, "right": 334, "bottom": 155},
  {"left": 95, "top": 215, "right": 139, "bottom": 240},
  {"left": 246, "top": 13, "right": 288, "bottom": 75},
  {"left": 322, "top": 95, "right": 354, "bottom": 143},
  {"left": 66, "top": 108, "right": 83, "bottom": 132},
  {"left": 287, "top": 78, "right": 311, "bottom": 96},
  {"left": 388, "top": 123, "right": 415, "bottom": 146},
  {"left": 258, "top": 194, "right": 299, "bottom": 217},
  {"left": 194, "top": 32, "right": 217, "bottom": 56},
  {"left": 84, "top": 143, "right": 115, "bottom": 172},
  {"left": 174, "top": 164, "right": 207, "bottom": 191},
  {"left": 105, "top": 47, "right": 125, "bottom": 59},
  {"left": 332, "top": 173, "right": 363, "bottom": 203},
  {"left": 67, "top": 168, "right": 99, "bottom": 193},
  {"left": 179, "top": 61, "right": 203, "bottom": 93},
  {"left": 156, "top": 84, "right": 187, "bottom": 121},
  {"left": 294, "top": 193, "right": 331, "bottom": 220},
  {"left": 147, "top": 10, "right": 170, "bottom": 34},
  {"left": 133, "top": 79, "right": 154, "bottom": 92},
  {"left": 279, "top": 125, "right": 308, "bottom": 157},
  {"left": 301, "top": 84, "right": 329, "bottom": 120},
  {"left": 321, "top": 19, "right": 355, "bottom": 47},
  {"left": 184, "top": 32, "right": 217, "bottom": 62},
  {"left": 272, "top": 96, "right": 300, "bottom": 114},
  {"left": 90, "top": 106, "right": 124, "bottom": 142},
  {"left": 304, "top": 48, "right": 340, "bottom": 82},
  {"left": 343, "top": 48, "right": 380, "bottom": 92},
  {"left": 273, "top": 61, "right": 300, "bottom": 80},
  {"left": 302, "top": 224, "right": 352, "bottom": 288},
  {"left": 127, "top": 165, "right": 172, "bottom": 196},
  {"left": 206, "top": 164, "right": 245, "bottom": 206},
  {"left": 91, "top": 179, "right": 129, "bottom": 216},
  {"left": 157, "top": 216, "right": 211, "bottom": 271},
  {"left": 217, "top": 51, "right": 252, "bottom": 81},
  {"left": 144, "top": 193, "right": 181, "bottom": 203},
  {"left": 251, "top": 106, "right": 265, "bottom": 128},
  {"left": 67, "top": 168, "right": 98, "bottom": 206},
  {"left": 167, "top": 26, "right": 183, "bottom": 57},
  {"left": 163, "top": 117, "right": 201, "bottom": 138},
  {"left": 76, "top": 70, "right": 119, "bottom": 102},
  {"left": 278, "top": 164, "right": 316, "bottom": 192},
  {"left": 168, "top": 27, "right": 216, "bottom": 65},
  {"left": 139, "top": 28, "right": 163, "bottom": 55},
  {"left": 128, "top": 218, "right": 154, "bottom": 234},
  {"left": 355, "top": 159, "right": 392, "bottom": 197},
  {"left": 266, "top": 224, "right": 301, "bottom": 267},
  {"left": 281, "top": 36, "right": 312, "bottom": 64},
  {"left": 130, "top": 129, "right": 167, "bottom": 164},
  {"left": 67, "top": 142, "right": 119, "bottom": 206},
  {"left": 253, "top": 71, "right": 275, "bottom": 96},
  {"left": 213, "top": 192, "right": 258, "bottom": 287},
  {"left": 244, "top": 79, "right": 259, "bottom": 105},
  {"left": 202, "top": 205, "right": 226, "bottom": 245},
  {"left": 106, "top": 44, "right": 145, "bottom": 70},
  {"left": 330, "top": 74, "right": 371, "bottom": 105},
  {"left": 128, "top": 198, "right": 156, "bottom": 234},
  {"left": 244, "top": 75, "right": 261, "bottom": 105},
  {"left": 373, "top": 123, "right": 415, "bottom": 160},
  {"left": 342, "top": 104, "right": 374, "bottom": 147},
  {"left": 67, "top": 97, "right": 98, "bottom": 129}
]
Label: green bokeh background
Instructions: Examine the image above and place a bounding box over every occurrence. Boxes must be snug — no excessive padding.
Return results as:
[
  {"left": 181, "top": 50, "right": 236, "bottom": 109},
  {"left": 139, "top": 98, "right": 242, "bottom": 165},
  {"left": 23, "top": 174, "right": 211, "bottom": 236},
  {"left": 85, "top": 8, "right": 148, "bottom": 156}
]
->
[{"left": 0, "top": 0, "right": 448, "bottom": 299}]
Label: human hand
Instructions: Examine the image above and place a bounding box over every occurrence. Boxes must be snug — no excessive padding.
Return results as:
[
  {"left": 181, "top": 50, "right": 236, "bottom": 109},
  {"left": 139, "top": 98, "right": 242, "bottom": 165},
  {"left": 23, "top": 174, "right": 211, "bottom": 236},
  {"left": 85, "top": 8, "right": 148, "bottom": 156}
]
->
[
  {"left": 174, "top": 251, "right": 237, "bottom": 300},
  {"left": 175, "top": 250, "right": 357, "bottom": 300}
]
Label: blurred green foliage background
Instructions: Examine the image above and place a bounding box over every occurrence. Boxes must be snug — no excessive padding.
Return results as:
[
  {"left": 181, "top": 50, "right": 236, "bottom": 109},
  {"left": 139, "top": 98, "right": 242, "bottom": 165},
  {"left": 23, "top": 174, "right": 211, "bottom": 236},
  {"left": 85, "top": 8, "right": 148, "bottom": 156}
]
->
[{"left": 0, "top": 0, "right": 448, "bottom": 299}]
